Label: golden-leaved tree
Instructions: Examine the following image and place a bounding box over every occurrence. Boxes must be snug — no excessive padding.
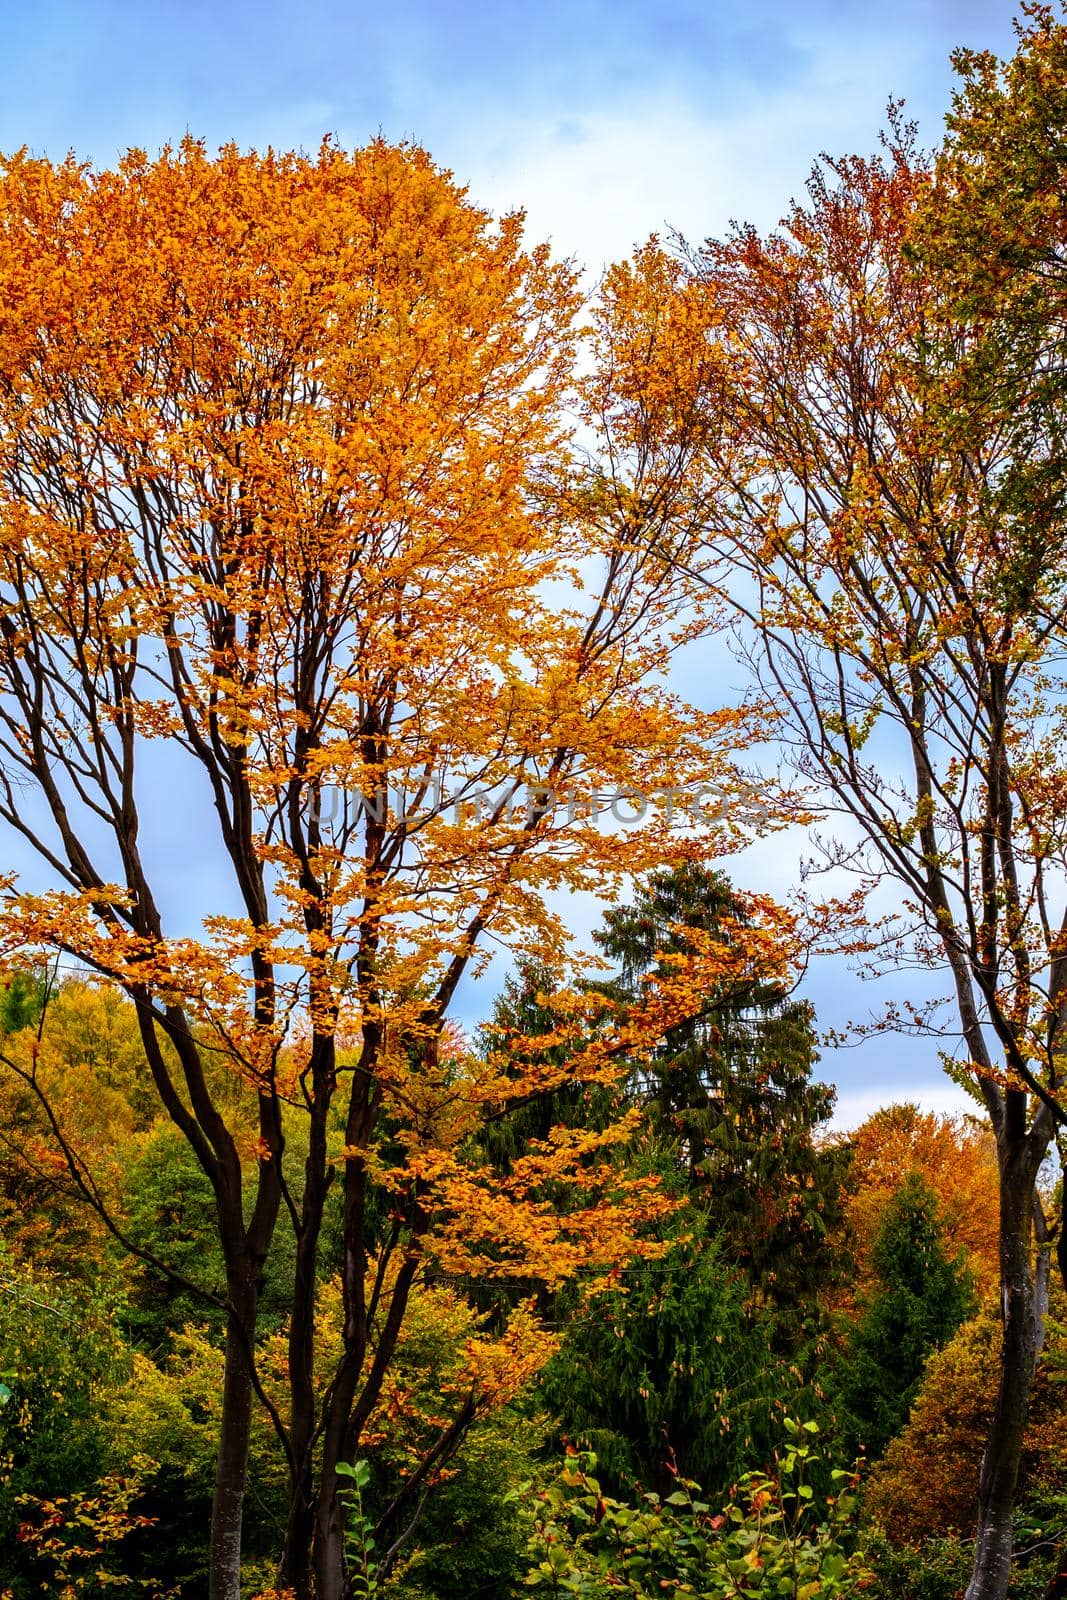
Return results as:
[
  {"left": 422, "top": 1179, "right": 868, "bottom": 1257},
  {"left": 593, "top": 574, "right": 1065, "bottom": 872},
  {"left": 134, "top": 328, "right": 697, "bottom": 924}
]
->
[
  {"left": 844, "top": 1104, "right": 1000, "bottom": 1301},
  {"left": 0, "top": 140, "right": 775, "bottom": 1599}
]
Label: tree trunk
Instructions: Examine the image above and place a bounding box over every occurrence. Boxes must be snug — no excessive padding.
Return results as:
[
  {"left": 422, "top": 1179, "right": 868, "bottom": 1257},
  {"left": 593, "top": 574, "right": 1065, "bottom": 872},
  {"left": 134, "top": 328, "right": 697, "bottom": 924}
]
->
[
  {"left": 209, "top": 1275, "right": 259, "bottom": 1600},
  {"left": 277, "top": 1038, "right": 351, "bottom": 1599},
  {"left": 310, "top": 1244, "right": 425, "bottom": 1600},
  {"left": 312, "top": 1471, "right": 348, "bottom": 1600},
  {"left": 965, "top": 1142, "right": 1044, "bottom": 1600},
  {"left": 278, "top": 1476, "right": 316, "bottom": 1600}
]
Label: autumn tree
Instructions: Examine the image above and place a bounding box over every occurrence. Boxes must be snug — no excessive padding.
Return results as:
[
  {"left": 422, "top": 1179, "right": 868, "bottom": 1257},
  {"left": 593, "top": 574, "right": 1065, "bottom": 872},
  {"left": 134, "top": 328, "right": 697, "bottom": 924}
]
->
[
  {"left": 656, "top": 111, "right": 1067, "bottom": 1599},
  {"left": 844, "top": 1104, "right": 1000, "bottom": 1301},
  {"left": 915, "top": 4, "right": 1067, "bottom": 790},
  {"left": 866, "top": 1290, "right": 1067, "bottom": 1586},
  {"left": 475, "top": 957, "right": 620, "bottom": 1178},
  {"left": 0, "top": 140, "right": 767, "bottom": 1599}
]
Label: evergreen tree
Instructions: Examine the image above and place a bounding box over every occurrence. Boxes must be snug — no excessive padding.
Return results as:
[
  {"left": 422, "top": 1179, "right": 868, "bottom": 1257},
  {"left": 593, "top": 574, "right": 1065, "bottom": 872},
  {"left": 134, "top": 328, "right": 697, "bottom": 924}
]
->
[
  {"left": 836, "top": 1173, "right": 975, "bottom": 1460},
  {"left": 0, "top": 966, "right": 49, "bottom": 1037},
  {"left": 595, "top": 862, "right": 848, "bottom": 1329},
  {"left": 540, "top": 1211, "right": 776, "bottom": 1497}
]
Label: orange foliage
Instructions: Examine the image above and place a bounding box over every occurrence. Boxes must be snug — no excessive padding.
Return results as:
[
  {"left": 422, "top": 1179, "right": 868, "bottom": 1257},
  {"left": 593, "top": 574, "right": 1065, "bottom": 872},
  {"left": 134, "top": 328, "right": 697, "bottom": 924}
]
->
[
  {"left": 0, "top": 137, "right": 779, "bottom": 1589},
  {"left": 14, "top": 1462, "right": 162, "bottom": 1598},
  {"left": 844, "top": 1104, "right": 1001, "bottom": 1299},
  {"left": 867, "top": 1298, "right": 1067, "bottom": 1543}
]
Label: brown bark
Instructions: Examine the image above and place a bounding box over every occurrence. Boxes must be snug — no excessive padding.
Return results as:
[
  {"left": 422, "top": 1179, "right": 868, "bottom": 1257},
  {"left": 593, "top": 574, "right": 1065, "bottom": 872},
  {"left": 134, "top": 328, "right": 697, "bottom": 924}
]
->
[
  {"left": 965, "top": 1108, "right": 1048, "bottom": 1600},
  {"left": 210, "top": 1272, "right": 260, "bottom": 1600}
]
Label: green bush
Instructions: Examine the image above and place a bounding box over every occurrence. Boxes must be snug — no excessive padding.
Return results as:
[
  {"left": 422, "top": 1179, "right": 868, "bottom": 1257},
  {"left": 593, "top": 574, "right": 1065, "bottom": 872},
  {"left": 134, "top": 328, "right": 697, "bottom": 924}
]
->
[
  {"left": 0, "top": 1244, "right": 128, "bottom": 1597},
  {"left": 389, "top": 1408, "right": 548, "bottom": 1600},
  {"left": 524, "top": 1418, "right": 870, "bottom": 1598}
]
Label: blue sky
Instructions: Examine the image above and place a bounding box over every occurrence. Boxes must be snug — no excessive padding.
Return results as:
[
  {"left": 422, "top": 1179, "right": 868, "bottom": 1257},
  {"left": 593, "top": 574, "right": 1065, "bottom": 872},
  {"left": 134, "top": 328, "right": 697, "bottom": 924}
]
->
[
  {"left": 0, "top": 0, "right": 1027, "bottom": 1123},
  {"left": 0, "top": 0, "right": 1019, "bottom": 270}
]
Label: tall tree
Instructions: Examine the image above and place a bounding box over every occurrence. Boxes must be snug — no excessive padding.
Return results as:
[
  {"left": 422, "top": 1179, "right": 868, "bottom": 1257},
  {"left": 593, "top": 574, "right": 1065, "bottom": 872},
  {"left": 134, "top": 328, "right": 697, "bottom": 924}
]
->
[
  {"left": 907, "top": 14, "right": 1067, "bottom": 1590},
  {"left": 0, "top": 140, "right": 768, "bottom": 1598},
  {"left": 594, "top": 862, "right": 845, "bottom": 1331},
  {"left": 660, "top": 113, "right": 1067, "bottom": 1599},
  {"left": 475, "top": 867, "right": 837, "bottom": 1495}
]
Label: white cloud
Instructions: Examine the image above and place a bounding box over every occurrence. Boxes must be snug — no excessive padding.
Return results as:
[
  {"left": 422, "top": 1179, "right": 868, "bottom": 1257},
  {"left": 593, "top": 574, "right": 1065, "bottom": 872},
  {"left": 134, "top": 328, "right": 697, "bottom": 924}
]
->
[
  {"left": 452, "top": 41, "right": 923, "bottom": 276},
  {"left": 829, "top": 1083, "right": 980, "bottom": 1132}
]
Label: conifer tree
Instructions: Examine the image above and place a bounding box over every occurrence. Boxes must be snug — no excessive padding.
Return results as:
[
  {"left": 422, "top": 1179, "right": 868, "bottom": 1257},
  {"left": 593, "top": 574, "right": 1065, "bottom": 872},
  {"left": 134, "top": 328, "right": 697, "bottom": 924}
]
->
[
  {"left": 836, "top": 1173, "right": 975, "bottom": 1460},
  {"left": 594, "top": 862, "right": 847, "bottom": 1327}
]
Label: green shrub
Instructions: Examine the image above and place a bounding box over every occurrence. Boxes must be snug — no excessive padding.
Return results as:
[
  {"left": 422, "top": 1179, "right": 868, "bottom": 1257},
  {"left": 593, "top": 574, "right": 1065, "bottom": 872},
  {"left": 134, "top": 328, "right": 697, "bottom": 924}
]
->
[
  {"left": 389, "top": 1407, "right": 547, "bottom": 1600},
  {"left": 524, "top": 1418, "right": 870, "bottom": 1597},
  {"left": 0, "top": 1244, "right": 128, "bottom": 1597}
]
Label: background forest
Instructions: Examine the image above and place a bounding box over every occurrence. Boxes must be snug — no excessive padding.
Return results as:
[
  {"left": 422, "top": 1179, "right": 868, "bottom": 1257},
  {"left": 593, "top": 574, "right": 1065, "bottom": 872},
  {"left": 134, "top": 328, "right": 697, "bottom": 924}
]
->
[
  {"left": 4, "top": 873, "right": 1061, "bottom": 1600},
  {"left": 0, "top": 5, "right": 1066, "bottom": 1600}
]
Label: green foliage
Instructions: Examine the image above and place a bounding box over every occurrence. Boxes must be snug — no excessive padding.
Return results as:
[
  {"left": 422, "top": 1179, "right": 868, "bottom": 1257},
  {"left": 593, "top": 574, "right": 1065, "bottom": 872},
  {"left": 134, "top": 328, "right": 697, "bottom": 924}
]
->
[
  {"left": 864, "top": 1530, "right": 1056, "bottom": 1600},
  {"left": 834, "top": 1173, "right": 974, "bottom": 1459},
  {"left": 100, "top": 1325, "right": 289, "bottom": 1594},
  {"left": 118, "top": 1120, "right": 301, "bottom": 1349},
  {"left": 0, "top": 967, "right": 49, "bottom": 1037},
  {"left": 118, "top": 1124, "right": 227, "bottom": 1348},
  {"left": 862, "top": 1532, "right": 976, "bottom": 1600},
  {"left": 0, "top": 1243, "right": 127, "bottom": 1596},
  {"left": 338, "top": 1460, "right": 380, "bottom": 1600},
  {"left": 594, "top": 863, "right": 848, "bottom": 1336},
  {"left": 98, "top": 1335, "right": 221, "bottom": 1594},
  {"left": 542, "top": 1218, "right": 776, "bottom": 1497},
  {"left": 389, "top": 1408, "right": 547, "bottom": 1600},
  {"left": 525, "top": 1419, "right": 870, "bottom": 1598}
]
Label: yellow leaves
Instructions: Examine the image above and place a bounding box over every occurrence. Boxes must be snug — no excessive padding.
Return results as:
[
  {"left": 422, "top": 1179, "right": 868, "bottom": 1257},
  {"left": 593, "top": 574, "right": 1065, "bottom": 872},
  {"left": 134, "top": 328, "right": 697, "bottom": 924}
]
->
[
  {"left": 0, "top": 889, "right": 137, "bottom": 973},
  {"left": 426, "top": 1139, "right": 676, "bottom": 1292},
  {"left": 15, "top": 1462, "right": 160, "bottom": 1595},
  {"left": 587, "top": 240, "right": 725, "bottom": 444},
  {"left": 460, "top": 1300, "right": 558, "bottom": 1408},
  {"left": 313, "top": 1273, "right": 554, "bottom": 1471}
]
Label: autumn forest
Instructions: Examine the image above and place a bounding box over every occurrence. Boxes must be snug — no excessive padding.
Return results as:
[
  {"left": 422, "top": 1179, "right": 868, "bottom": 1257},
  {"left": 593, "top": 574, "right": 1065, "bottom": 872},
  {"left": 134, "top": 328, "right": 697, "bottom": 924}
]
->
[{"left": 0, "top": 7, "right": 1065, "bottom": 1600}]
